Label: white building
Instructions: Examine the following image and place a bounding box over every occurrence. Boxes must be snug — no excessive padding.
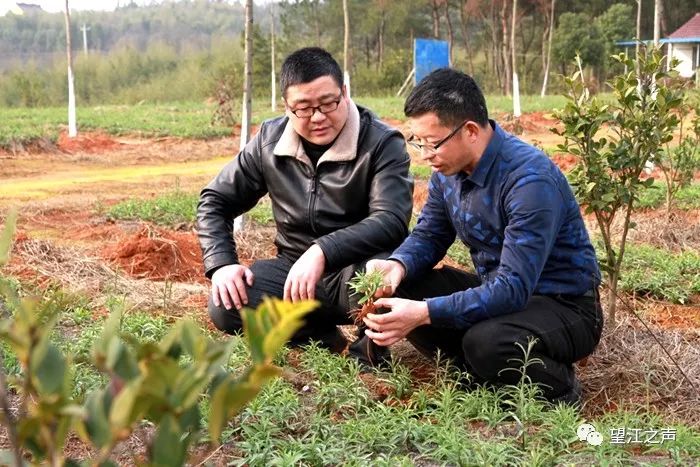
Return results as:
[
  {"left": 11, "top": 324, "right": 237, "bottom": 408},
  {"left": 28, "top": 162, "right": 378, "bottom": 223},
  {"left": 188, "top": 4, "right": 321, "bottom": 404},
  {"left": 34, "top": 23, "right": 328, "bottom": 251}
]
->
[
  {"left": 664, "top": 12, "right": 700, "bottom": 78},
  {"left": 0, "top": 2, "right": 43, "bottom": 16}
]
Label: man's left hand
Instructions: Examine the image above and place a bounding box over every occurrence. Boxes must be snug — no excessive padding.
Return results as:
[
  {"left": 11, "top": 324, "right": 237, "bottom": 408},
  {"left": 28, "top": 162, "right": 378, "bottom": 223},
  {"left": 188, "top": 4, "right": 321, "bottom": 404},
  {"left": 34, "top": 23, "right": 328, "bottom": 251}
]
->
[
  {"left": 284, "top": 244, "right": 326, "bottom": 302},
  {"left": 363, "top": 298, "right": 431, "bottom": 346}
]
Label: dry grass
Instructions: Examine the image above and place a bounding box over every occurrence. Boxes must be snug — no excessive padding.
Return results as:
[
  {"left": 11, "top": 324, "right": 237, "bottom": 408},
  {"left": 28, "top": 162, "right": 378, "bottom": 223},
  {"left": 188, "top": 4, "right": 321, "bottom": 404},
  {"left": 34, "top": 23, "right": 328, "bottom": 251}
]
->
[
  {"left": 8, "top": 238, "right": 206, "bottom": 315},
  {"left": 581, "top": 309, "right": 700, "bottom": 427}
]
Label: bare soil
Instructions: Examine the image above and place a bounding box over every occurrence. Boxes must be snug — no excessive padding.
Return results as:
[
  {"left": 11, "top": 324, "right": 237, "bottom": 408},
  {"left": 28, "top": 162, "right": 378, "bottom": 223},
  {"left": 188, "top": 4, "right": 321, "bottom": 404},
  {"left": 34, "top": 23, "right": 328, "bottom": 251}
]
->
[{"left": 1, "top": 116, "right": 699, "bottom": 462}]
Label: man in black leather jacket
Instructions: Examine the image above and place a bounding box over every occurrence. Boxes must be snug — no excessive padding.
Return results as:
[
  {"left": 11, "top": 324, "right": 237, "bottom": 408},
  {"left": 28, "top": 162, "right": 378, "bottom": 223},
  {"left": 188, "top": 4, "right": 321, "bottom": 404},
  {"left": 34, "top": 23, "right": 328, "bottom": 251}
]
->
[{"left": 197, "top": 47, "right": 413, "bottom": 359}]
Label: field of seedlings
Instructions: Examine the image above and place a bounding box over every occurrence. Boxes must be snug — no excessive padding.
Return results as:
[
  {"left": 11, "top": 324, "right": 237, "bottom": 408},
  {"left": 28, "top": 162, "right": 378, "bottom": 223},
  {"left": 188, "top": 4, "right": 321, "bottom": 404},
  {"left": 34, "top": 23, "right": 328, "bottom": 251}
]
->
[{"left": 0, "top": 94, "right": 699, "bottom": 465}]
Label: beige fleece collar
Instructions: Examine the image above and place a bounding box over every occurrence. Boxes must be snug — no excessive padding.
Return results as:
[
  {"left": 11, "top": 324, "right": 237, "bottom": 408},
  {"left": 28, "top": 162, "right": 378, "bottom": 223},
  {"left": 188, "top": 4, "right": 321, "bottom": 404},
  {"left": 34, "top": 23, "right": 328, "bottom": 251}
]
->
[{"left": 273, "top": 99, "right": 360, "bottom": 166}]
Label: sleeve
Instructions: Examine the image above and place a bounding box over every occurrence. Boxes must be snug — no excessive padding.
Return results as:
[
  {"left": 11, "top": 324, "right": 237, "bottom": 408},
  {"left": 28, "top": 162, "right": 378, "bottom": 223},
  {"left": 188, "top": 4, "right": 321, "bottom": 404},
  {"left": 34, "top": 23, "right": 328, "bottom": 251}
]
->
[
  {"left": 389, "top": 173, "right": 456, "bottom": 280},
  {"left": 426, "top": 175, "right": 565, "bottom": 329},
  {"left": 313, "top": 132, "right": 414, "bottom": 270},
  {"left": 196, "top": 131, "right": 268, "bottom": 278}
]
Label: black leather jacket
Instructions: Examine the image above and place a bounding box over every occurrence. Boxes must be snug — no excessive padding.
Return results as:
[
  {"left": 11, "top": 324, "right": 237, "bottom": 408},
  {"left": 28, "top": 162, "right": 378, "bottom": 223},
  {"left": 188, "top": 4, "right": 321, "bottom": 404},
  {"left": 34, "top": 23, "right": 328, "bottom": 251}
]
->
[{"left": 197, "top": 103, "right": 414, "bottom": 277}]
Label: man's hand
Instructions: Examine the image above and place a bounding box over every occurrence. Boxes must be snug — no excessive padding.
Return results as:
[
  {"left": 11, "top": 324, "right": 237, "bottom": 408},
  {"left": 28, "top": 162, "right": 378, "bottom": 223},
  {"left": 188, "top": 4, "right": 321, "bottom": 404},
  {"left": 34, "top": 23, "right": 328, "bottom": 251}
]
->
[
  {"left": 365, "top": 259, "right": 406, "bottom": 298},
  {"left": 211, "top": 264, "right": 255, "bottom": 310},
  {"left": 284, "top": 244, "right": 326, "bottom": 302},
  {"left": 363, "top": 297, "right": 430, "bottom": 346}
]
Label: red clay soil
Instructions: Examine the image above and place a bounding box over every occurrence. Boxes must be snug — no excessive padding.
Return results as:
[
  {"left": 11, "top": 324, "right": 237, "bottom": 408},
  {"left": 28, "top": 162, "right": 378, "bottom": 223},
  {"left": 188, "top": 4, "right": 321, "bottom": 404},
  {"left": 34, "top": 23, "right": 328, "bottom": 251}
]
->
[
  {"left": 644, "top": 303, "right": 700, "bottom": 329},
  {"left": 500, "top": 111, "right": 560, "bottom": 135},
  {"left": 413, "top": 180, "right": 429, "bottom": 212},
  {"left": 102, "top": 225, "right": 205, "bottom": 283},
  {"left": 57, "top": 131, "right": 123, "bottom": 153},
  {"left": 550, "top": 152, "right": 578, "bottom": 172}
]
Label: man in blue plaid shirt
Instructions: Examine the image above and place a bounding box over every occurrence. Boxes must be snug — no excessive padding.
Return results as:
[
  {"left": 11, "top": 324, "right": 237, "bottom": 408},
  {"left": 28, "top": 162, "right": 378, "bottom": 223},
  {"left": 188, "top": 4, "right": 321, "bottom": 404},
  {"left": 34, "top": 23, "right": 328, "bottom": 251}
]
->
[{"left": 363, "top": 68, "right": 603, "bottom": 405}]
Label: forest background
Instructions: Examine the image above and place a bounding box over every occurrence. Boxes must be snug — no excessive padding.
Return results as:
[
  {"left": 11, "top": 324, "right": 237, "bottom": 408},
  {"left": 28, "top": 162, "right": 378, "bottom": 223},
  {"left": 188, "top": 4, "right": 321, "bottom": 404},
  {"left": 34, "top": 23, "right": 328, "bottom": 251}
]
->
[{"left": 1, "top": 0, "right": 698, "bottom": 108}]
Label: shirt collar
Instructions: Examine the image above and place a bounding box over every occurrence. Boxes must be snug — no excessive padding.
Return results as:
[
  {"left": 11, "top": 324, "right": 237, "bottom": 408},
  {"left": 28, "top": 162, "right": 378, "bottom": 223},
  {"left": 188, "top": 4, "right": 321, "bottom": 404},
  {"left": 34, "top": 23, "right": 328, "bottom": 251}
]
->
[{"left": 466, "top": 119, "right": 503, "bottom": 187}]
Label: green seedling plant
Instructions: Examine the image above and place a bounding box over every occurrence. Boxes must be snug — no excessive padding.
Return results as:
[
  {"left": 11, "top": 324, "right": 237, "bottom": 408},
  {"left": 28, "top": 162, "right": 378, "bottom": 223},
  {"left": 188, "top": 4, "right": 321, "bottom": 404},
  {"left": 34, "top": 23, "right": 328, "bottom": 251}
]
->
[
  {"left": 655, "top": 90, "right": 700, "bottom": 220},
  {"left": 347, "top": 269, "right": 385, "bottom": 325},
  {"left": 0, "top": 215, "right": 317, "bottom": 465},
  {"left": 554, "top": 47, "right": 682, "bottom": 321}
]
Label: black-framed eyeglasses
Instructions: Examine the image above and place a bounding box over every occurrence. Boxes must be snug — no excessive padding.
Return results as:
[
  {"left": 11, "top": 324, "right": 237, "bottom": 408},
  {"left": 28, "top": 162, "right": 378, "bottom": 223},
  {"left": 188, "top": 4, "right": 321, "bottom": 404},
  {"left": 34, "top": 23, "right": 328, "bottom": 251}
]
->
[
  {"left": 407, "top": 120, "right": 469, "bottom": 154},
  {"left": 288, "top": 94, "right": 343, "bottom": 118}
]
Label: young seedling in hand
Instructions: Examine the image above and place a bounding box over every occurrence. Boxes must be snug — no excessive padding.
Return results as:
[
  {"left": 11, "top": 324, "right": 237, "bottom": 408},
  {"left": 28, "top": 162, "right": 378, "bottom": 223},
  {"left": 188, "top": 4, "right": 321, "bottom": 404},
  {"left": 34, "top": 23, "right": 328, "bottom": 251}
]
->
[{"left": 347, "top": 269, "right": 385, "bottom": 325}]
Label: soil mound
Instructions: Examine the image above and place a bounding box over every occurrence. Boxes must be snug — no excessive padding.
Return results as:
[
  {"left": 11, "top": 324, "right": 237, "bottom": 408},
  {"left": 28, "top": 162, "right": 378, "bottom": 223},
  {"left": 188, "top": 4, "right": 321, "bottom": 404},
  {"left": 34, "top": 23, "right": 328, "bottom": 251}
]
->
[
  {"left": 103, "top": 226, "right": 204, "bottom": 283},
  {"left": 58, "top": 131, "right": 123, "bottom": 153}
]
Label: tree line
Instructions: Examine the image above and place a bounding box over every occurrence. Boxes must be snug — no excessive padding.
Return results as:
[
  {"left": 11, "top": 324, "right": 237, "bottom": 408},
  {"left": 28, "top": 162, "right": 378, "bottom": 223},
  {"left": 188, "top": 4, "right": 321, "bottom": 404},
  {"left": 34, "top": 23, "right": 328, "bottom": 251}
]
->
[{"left": 0, "top": 0, "right": 697, "bottom": 107}]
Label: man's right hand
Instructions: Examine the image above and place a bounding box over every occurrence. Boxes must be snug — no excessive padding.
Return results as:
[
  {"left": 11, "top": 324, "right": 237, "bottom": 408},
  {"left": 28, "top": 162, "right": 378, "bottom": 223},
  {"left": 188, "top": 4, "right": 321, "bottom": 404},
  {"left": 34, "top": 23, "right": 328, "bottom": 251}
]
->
[
  {"left": 365, "top": 259, "right": 406, "bottom": 298},
  {"left": 211, "top": 264, "right": 255, "bottom": 310}
]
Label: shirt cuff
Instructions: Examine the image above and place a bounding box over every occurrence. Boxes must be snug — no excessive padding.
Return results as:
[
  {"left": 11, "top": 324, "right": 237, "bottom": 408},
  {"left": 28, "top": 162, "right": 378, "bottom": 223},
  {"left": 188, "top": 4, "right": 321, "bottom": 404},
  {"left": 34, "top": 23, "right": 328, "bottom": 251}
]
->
[{"left": 426, "top": 296, "right": 456, "bottom": 328}]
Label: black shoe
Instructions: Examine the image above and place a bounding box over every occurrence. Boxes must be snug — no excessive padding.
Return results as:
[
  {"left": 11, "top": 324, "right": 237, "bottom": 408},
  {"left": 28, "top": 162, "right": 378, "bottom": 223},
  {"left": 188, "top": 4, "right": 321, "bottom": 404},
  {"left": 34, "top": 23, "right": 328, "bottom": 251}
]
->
[
  {"left": 551, "top": 371, "right": 582, "bottom": 408},
  {"left": 348, "top": 331, "right": 392, "bottom": 372}
]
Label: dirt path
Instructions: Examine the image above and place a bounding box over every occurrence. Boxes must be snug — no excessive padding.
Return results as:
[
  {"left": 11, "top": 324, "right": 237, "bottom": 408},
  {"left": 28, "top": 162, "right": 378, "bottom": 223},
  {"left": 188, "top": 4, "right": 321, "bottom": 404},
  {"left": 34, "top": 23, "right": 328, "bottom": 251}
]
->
[{"left": 0, "top": 156, "right": 230, "bottom": 201}]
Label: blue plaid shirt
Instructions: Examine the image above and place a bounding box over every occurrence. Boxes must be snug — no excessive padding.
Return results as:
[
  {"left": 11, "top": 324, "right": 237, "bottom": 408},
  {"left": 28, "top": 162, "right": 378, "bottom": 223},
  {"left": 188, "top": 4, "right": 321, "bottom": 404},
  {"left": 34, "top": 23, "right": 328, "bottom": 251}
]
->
[{"left": 391, "top": 121, "right": 600, "bottom": 329}]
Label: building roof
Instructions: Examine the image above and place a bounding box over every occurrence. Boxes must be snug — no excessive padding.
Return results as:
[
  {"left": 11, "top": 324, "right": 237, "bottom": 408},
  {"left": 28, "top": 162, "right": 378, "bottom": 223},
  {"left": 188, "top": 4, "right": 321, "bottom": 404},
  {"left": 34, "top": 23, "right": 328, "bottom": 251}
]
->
[
  {"left": 616, "top": 12, "right": 700, "bottom": 46},
  {"left": 16, "top": 3, "right": 42, "bottom": 13},
  {"left": 669, "top": 12, "right": 700, "bottom": 40}
]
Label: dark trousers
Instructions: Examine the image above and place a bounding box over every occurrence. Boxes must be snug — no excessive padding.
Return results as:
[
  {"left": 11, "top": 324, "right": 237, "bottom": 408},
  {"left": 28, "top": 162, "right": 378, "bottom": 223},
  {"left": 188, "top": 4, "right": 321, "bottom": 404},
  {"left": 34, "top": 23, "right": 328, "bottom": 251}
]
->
[
  {"left": 397, "top": 266, "right": 604, "bottom": 399},
  {"left": 208, "top": 256, "right": 384, "bottom": 357}
]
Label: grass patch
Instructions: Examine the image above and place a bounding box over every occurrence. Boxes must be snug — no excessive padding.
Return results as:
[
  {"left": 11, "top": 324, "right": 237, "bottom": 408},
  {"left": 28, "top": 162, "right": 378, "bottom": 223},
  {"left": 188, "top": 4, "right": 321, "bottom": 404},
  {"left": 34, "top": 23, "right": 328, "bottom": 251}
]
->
[
  {"left": 107, "top": 189, "right": 198, "bottom": 226},
  {"left": 106, "top": 190, "right": 274, "bottom": 227},
  {"left": 1, "top": 278, "right": 699, "bottom": 463},
  {"left": 0, "top": 102, "right": 234, "bottom": 149},
  {"left": 635, "top": 181, "right": 700, "bottom": 210},
  {"left": 409, "top": 164, "right": 432, "bottom": 180},
  {"left": 1, "top": 94, "right": 598, "bottom": 150},
  {"left": 596, "top": 241, "right": 700, "bottom": 303},
  {"left": 355, "top": 94, "right": 574, "bottom": 121}
]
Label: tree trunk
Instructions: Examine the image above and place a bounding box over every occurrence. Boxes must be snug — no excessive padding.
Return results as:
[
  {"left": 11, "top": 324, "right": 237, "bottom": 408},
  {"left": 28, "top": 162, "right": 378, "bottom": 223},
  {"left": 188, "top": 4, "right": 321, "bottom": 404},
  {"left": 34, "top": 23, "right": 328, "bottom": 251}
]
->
[
  {"left": 378, "top": 10, "right": 385, "bottom": 70},
  {"left": 511, "top": 0, "right": 517, "bottom": 80},
  {"left": 659, "top": 0, "right": 667, "bottom": 37},
  {"left": 431, "top": 0, "right": 441, "bottom": 38},
  {"left": 313, "top": 1, "right": 322, "bottom": 46},
  {"left": 540, "top": 0, "right": 555, "bottom": 97},
  {"left": 343, "top": 0, "right": 350, "bottom": 73},
  {"left": 458, "top": 0, "right": 474, "bottom": 75},
  {"left": 635, "top": 0, "right": 641, "bottom": 76},
  {"left": 270, "top": 8, "right": 276, "bottom": 111},
  {"left": 653, "top": 0, "right": 660, "bottom": 45},
  {"left": 444, "top": 0, "right": 454, "bottom": 65},
  {"left": 64, "top": 0, "right": 77, "bottom": 137},
  {"left": 487, "top": 2, "right": 502, "bottom": 90},
  {"left": 501, "top": 0, "right": 511, "bottom": 95},
  {"left": 241, "top": 0, "right": 253, "bottom": 149}
]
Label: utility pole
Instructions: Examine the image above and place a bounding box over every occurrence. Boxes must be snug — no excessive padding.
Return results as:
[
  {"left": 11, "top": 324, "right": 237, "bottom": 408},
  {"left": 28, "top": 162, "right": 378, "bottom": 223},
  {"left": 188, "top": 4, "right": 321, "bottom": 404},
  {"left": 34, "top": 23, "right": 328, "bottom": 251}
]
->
[
  {"left": 653, "top": 0, "right": 660, "bottom": 46},
  {"left": 511, "top": 0, "right": 520, "bottom": 118},
  {"left": 236, "top": 0, "right": 254, "bottom": 233},
  {"left": 241, "top": 0, "right": 253, "bottom": 150},
  {"left": 81, "top": 23, "right": 90, "bottom": 57},
  {"left": 270, "top": 7, "right": 276, "bottom": 112},
  {"left": 342, "top": 0, "right": 351, "bottom": 98},
  {"left": 64, "top": 0, "right": 77, "bottom": 137}
]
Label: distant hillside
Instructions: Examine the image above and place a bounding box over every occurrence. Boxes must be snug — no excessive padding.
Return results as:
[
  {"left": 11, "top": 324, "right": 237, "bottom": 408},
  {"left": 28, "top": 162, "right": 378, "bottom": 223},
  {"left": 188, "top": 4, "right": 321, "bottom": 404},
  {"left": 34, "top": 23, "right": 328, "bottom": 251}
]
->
[{"left": 0, "top": 0, "right": 272, "bottom": 70}]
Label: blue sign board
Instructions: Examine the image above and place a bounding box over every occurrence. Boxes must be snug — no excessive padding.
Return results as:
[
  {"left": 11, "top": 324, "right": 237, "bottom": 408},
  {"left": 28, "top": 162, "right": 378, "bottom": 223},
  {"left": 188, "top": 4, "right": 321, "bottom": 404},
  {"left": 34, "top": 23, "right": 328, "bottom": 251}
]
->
[{"left": 414, "top": 39, "right": 449, "bottom": 84}]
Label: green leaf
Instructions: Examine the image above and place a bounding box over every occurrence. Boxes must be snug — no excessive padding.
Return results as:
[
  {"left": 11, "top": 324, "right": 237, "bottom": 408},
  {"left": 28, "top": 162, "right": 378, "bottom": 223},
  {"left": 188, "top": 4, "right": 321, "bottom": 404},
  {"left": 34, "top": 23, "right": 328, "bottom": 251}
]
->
[
  {"left": 106, "top": 338, "right": 139, "bottom": 381},
  {"left": 109, "top": 380, "right": 142, "bottom": 431},
  {"left": 80, "top": 389, "right": 113, "bottom": 448},
  {"left": 150, "top": 414, "right": 187, "bottom": 467},
  {"left": 261, "top": 298, "right": 317, "bottom": 358},
  {"left": 208, "top": 376, "right": 260, "bottom": 442},
  {"left": 30, "top": 340, "right": 67, "bottom": 396}
]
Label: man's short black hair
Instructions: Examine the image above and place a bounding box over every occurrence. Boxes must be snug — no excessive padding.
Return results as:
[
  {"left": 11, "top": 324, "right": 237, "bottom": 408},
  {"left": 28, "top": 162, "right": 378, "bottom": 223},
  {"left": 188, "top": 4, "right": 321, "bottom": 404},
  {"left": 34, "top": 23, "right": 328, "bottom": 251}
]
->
[
  {"left": 404, "top": 68, "right": 489, "bottom": 127},
  {"left": 280, "top": 47, "right": 343, "bottom": 97}
]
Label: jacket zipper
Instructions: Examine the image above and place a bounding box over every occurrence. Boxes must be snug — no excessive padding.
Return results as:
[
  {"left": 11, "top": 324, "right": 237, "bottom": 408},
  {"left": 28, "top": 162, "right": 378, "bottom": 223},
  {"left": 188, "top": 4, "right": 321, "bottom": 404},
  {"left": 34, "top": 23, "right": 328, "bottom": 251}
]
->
[{"left": 308, "top": 171, "right": 319, "bottom": 234}]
